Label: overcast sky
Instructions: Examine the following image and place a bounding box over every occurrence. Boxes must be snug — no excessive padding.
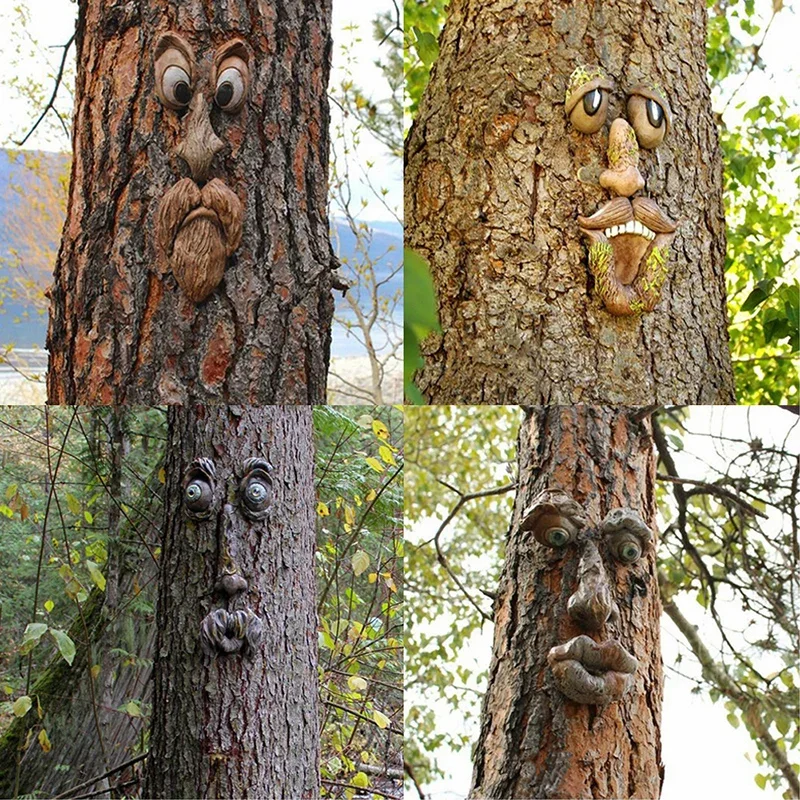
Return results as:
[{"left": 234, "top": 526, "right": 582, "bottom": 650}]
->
[{"left": 0, "top": 0, "right": 402, "bottom": 222}]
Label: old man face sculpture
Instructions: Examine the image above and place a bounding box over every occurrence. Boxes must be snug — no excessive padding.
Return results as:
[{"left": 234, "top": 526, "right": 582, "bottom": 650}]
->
[
  {"left": 566, "top": 66, "right": 679, "bottom": 316},
  {"left": 154, "top": 33, "right": 246, "bottom": 303},
  {"left": 182, "top": 456, "right": 273, "bottom": 658},
  {"left": 521, "top": 489, "right": 654, "bottom": 704}
]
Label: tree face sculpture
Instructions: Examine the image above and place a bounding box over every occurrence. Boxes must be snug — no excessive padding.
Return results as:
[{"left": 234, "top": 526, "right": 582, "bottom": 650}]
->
[
  {"left": 567, "top": 66, "right": 679, "bottom": 316},
  {"left": 521, "top": 490, "right": 654, "bottom": 705},
  {"left": 154, "top": 33, "right": 246, "bottom": 303}
]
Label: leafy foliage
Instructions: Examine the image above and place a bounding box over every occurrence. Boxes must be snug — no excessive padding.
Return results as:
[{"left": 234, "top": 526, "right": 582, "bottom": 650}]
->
[{"left": 403, "top": 249, "right": 440, "bottom": 403}]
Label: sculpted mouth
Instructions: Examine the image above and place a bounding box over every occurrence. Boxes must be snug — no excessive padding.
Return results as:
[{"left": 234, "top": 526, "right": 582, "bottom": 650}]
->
[
  {"left": 547, "top": 634, "right": 637, "bottom": 704},
  {"left": 577, "top": 197, "right": 678, "bottom": 316},
  {"left": 181, "top": 206, "right": 221, "bottom": 230}
]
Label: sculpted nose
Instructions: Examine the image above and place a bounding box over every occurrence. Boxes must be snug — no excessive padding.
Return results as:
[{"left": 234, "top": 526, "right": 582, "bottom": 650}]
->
[
  {"left": 600, "top": 118, "right": 644, "bottom": 198},
  {"left": 175, "top": 92, "right": 225, "bottom": 183},
  {"left": 568, "top": 540, "right": 619, "bottom": 631}
]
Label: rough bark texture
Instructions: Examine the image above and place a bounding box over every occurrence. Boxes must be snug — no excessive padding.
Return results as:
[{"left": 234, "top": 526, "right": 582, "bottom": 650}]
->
[
  {"left": 144, "top": 406, "right": 319, "bottom": 799},
  {"left": 469, "top": 407, "right": 663, "bottom": 799},
  {"left": 406, "top": 0, "right": 735, "bottom": 404},
  {"left": 47, "top": 0, "right": 335, "bottom": 404}
]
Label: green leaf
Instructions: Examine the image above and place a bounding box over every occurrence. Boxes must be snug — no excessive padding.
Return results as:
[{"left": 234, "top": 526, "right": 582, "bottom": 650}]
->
[
  {"left": 86, "top": 560, "right": 106, "bottom": 592},
  {"left": 412, "top": 27, "right": 439, "bottom": 67},
  {"left": 352, "top": 550, "right": 370, "bottom": 577},
  {"left": 754, "top": 774, "right": 767, "bottom": 790},
  {"left": 65, "top": 493, "right": 81, "bottom": 515},
  {"left": 740, "top": 279, "right": 774, "bottom": 312},
  {"left": 44, "top": 600, "right": 54, "bottom": 614},
  {"left": 22, "top": 623, "right": 48, "bottom": 646},
  {"left": 352, "top": 771, "right": 369, "bottom": 789},
  {"left": 727, "top": 712, "right": 740, "bottom": 729},
  {"left": 123, "top": 700, "right": 141, "bottom": 718},
  {"left": 49, "top": 629, "right": 76, "bottom": 666},
  {"left": 12, "top": 696, "right": 32, "bottom": 717},
  {"left": 5, "top": 483, "right": 17, "bottom": 499},
  {"left": 373, "top": 709, "right": 390, "bottom": 729},
  {"left": 83, "top": 510, "right": 93, "bottom": 524}
]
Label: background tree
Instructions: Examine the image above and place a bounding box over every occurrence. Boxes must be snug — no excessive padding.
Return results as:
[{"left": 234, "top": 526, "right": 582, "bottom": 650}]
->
[
  {"left": 404, "top": 0, "right": 798, "bottom": 405},
  {"left": 46, "top": 0, "right": 336, "bottom": 404},
  {"left": 404, "top": 405, "right": 799, "bottom": 800}
]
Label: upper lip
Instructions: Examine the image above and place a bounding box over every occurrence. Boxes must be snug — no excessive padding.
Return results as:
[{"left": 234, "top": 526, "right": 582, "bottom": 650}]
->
[
  {"left": 181, "top": 206, "right": 221, "bottom": 230},
  {"left": 578, "top": 196, "right": 677, "bottom": 241}
]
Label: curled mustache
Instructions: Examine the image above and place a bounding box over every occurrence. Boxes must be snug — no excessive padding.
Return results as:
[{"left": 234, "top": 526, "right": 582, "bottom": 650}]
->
[
  {"left": 578, "top": 196, "right": 677, "bottom": 234},
  {"left": 157, "top": 177, "right": 244, "bottom": 303}
]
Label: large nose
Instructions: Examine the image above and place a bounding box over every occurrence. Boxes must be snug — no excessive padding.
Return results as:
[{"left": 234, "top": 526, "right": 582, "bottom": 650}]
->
[
  {"left": 567, "top": 539, "right": 619, "bottom": 631},
  {"left": 599, "top": 118, "right": 644, "bottom": 198},
  {"left": 175, "top": 92, "right": 224, "bottom": 183}
]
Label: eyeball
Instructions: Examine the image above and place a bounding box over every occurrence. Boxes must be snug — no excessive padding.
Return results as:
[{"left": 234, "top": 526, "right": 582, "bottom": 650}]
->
[
  {"left": 162, "top": 65, "right": 192, "bottom": 108},
  {"left": 544, "top": 527, "right": 572, "bottom": 547},
  {"left": 609, "top": 534, "right": 644, "bottom": 564},
  {"left": 182, "top": 458, "right": 216, "bottom": 520},
  {"left": 565, "top": 65, "right": 613, "bottom": 134},
  {"left": 627, "top": 85, "right": 671, "bottom": 149},
  {"left": 215, "top": 66, "right": 246, "bottom": 111},
  {"left": 239, "top": 457, "right": 273, "bottom": 520}
]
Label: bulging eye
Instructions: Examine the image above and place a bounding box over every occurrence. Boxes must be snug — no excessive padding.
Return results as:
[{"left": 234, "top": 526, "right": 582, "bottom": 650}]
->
[
  {"left": 161, "top": 64, "right": 193, "bottom": 109},
  {"left": 545, "top": 527, "right": 572, "bottom": 547},
  {"left": 627, "top": 86, "right": 671, "bottom": 149},
  {"left": 565, "top": 66, "right": 613, "bottom": 134},
  {"left": 215, "top": 67, "right": 246, "bottom": 111},
  {"left": 239, "top": 457, "right": 272, "bottom": 520},
  {"left": 182, "top": 457, "right": 216, "bottom": 520},
  {"left": 612, "top": 537, "right": 643, "bottom": 564}
]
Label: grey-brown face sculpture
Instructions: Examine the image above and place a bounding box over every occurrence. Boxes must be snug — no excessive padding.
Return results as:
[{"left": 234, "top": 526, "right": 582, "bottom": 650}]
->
[
  {"left": 566, "top": 66, "right": 679, "bottom": 316},
  {"left": 154, "top": 33, "right": 247, "bottom": 303},
  {"left": 521, "top": 489, "right": 653, "bottom": 704},
  {"left": 183, "top": 457, "right": 273, "bottom": 658}
]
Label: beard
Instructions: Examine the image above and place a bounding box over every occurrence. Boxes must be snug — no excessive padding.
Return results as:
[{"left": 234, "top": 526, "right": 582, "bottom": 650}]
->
[{"left": 156, "top": 177, "right": 244, "bottom": 303}]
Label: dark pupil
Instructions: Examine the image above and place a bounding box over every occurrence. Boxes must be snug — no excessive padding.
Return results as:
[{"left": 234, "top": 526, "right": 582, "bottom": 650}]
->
[
  {"left": 583, "top": 89, "right": 602, "bottom": 116},
  {"left": 217, "top": 81, "right": 234, "bottom": 107},
  {"left": 174, "top": 81, "right": 191, "bottom": 105},
  {"left": 646, "top": 99, "right": 663, "bottom": 128}
]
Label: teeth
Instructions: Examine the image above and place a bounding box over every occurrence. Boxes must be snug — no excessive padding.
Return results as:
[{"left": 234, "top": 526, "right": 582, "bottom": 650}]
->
[{"left": 602, "top": 221, "right": 656, "bottom": 240}]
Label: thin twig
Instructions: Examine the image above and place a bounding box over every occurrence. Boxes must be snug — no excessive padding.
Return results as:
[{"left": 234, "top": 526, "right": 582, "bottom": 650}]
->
[
  {"left": 656, "top": 474, "right": 768, "bottom": 518},
  {"left": 52, "top": 753, "right": 148, "bottom": 799}
]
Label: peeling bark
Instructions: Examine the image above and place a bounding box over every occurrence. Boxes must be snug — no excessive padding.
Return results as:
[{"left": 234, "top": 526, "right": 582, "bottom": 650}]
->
[
  {"left": 406, "top": 0, "right": 735, "bottom": 404},
  {"left": 47, "top": 0, "right": 335, "bottom": 404},
  {"left": 469, "top": 407, "right": 663, "bottom": 799},
  {"left": 144, "top": 406, "right": 319, "bottom": 799}
]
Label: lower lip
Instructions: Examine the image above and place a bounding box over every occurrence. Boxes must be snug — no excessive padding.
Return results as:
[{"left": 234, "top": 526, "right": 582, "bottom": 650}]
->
[{"left": 182, "top": 207, "right": 219, "bottom": 228}]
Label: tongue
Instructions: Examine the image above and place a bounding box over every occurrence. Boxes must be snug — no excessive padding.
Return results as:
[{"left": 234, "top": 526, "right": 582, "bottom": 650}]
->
[{"left": 611, "top": 234, "right": 652, "bottom": 285}]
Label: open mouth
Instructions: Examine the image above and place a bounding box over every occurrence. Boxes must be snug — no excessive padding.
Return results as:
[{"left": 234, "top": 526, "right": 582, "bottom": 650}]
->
[
  {"left": 577, "top": 197, "right": 677, "bottom": 315},
  {"left": 547, "top": 634, "right": 638, "bottom": 705}
]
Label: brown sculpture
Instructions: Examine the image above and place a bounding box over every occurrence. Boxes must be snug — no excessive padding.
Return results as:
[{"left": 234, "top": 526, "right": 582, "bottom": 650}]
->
[
  {"left": 154, "top": 33, "right": 245, "bottom": 303},
  {"left": 567, "top": 66, "right": 679, "bottom": 316},
  {"left": 521, "top": 489, "right": 653, "bottom": 705}
]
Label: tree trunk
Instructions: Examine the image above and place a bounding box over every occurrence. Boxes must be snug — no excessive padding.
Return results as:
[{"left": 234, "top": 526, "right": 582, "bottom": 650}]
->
[
  {"left": 405, "top": 0, "right": 735, "bottom": 404},
  {"left": 469, "top": 407, "right": 663, "bottom": 799},
  {"left": 144, "top": 405, "right": 320, "bottom": 799},
  {"left": 47, "top": 0, "right": 335, "bottom": 405}
]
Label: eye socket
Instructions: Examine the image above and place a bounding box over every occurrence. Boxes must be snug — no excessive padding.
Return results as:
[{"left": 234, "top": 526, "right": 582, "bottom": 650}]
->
[
  {"left": 182, "top": 457, "right": 216, "bottom": 520},
  {"left": 215, "top": 66, "right": 246, "bottom": 111},
  {"left": 627, "top": 86, "right": 671, "bottom": 149},
  {"left": 565, "top": 67, "right": 613, "bottom": 134},
  {"left": 239, "top": 458, "right": 272, "bottom": 520},
  {"left": 162, "top": 65, "right": 193, "bottom": 108}
]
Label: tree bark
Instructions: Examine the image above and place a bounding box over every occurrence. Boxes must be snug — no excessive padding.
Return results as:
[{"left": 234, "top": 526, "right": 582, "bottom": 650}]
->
[
  {"left": 47, "top": 0, "right": 335, "bottom": 404},
  {"left": 405, "top": 0, "right": 735, "bottom": 404},
  {"left": 469, "top": 407, "right": 663, "bottom": 799},
  {"left": 144, "top": 406, "right": 320, "bottom": 799}
]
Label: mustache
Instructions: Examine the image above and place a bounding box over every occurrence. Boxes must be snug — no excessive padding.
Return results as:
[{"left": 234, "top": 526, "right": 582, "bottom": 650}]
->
[
  {"left": 578, "top": 197, "right": 677, "bottom": 235},
  {"left": 157, "top": 177, "right": 243, "bottom": 258}
]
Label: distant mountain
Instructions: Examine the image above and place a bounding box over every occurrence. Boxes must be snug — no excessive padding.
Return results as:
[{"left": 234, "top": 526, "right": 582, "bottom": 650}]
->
[{"left": 0, "top": 150, "right": 402, "bottom": 358}]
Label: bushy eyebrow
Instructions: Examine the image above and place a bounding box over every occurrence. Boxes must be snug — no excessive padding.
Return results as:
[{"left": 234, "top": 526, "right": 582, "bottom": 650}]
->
[{"left": 598, "top": 508, "right": 653, "bottom": 546}]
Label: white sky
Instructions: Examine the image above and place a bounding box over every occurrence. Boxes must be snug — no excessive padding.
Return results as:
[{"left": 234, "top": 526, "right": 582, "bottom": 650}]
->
[
  {"left": 0, "top": 0, "right": 402, "bottom": 222},
  {"left": 407, "top": 406, "right": 798, "bottom": 800}
]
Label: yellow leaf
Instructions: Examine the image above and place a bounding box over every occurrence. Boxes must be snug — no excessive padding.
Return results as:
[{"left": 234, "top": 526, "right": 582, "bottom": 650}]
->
[
  {"left": 384, "top": 576, "right": 397, "bottom": 593},
  {"left": 365, "top": 457, "right": 384, "bottom": 473},
  {"left": 347, "top": 675, "right": 368, "bottom": 692},
  {"left": 352, "top": 771, "right": 369, "bottom": 788},
  {"left": 372, "top": 420, "right": 389, "bottom": 440},
  {"left": 158, "top": 467, "right": 166, "bottom": 484},
  {"left": 91, "top": 664, "right": 101, "bottom": 680},
  {"left": 336, "top": 496, "right": 344, "bottom": 509},
  {"left": 344, "top": 506, "right": 356, "bottom": 526},
  {"left": 368, "top": 573, "right": 378, "bottom": 583},
  {"left": 354, "top": 494, "right": 362, "bottom": 506},
  {"left": 373, "top": 709, "right": 390, "bottom": 729},
  {"left": 38, "top": 728, "right": 51, "bottom": 753},
  {"left": 379, "top": 445, "right": 397, "bottom": 466},
  {"left": 352, "top": 550, "right": 370, "bottom": 577},
  {"left": 365, "top": 489, "right": 377, "bottom": 502},
  {"left": 316, "top": 501, "right": 330, "bottom": 517},
  {"left": 377, "top": 659, "right": 386, "bottom": 670},
  {"left": 44, "top": 600, "right": 54, "bottom": 613}
]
